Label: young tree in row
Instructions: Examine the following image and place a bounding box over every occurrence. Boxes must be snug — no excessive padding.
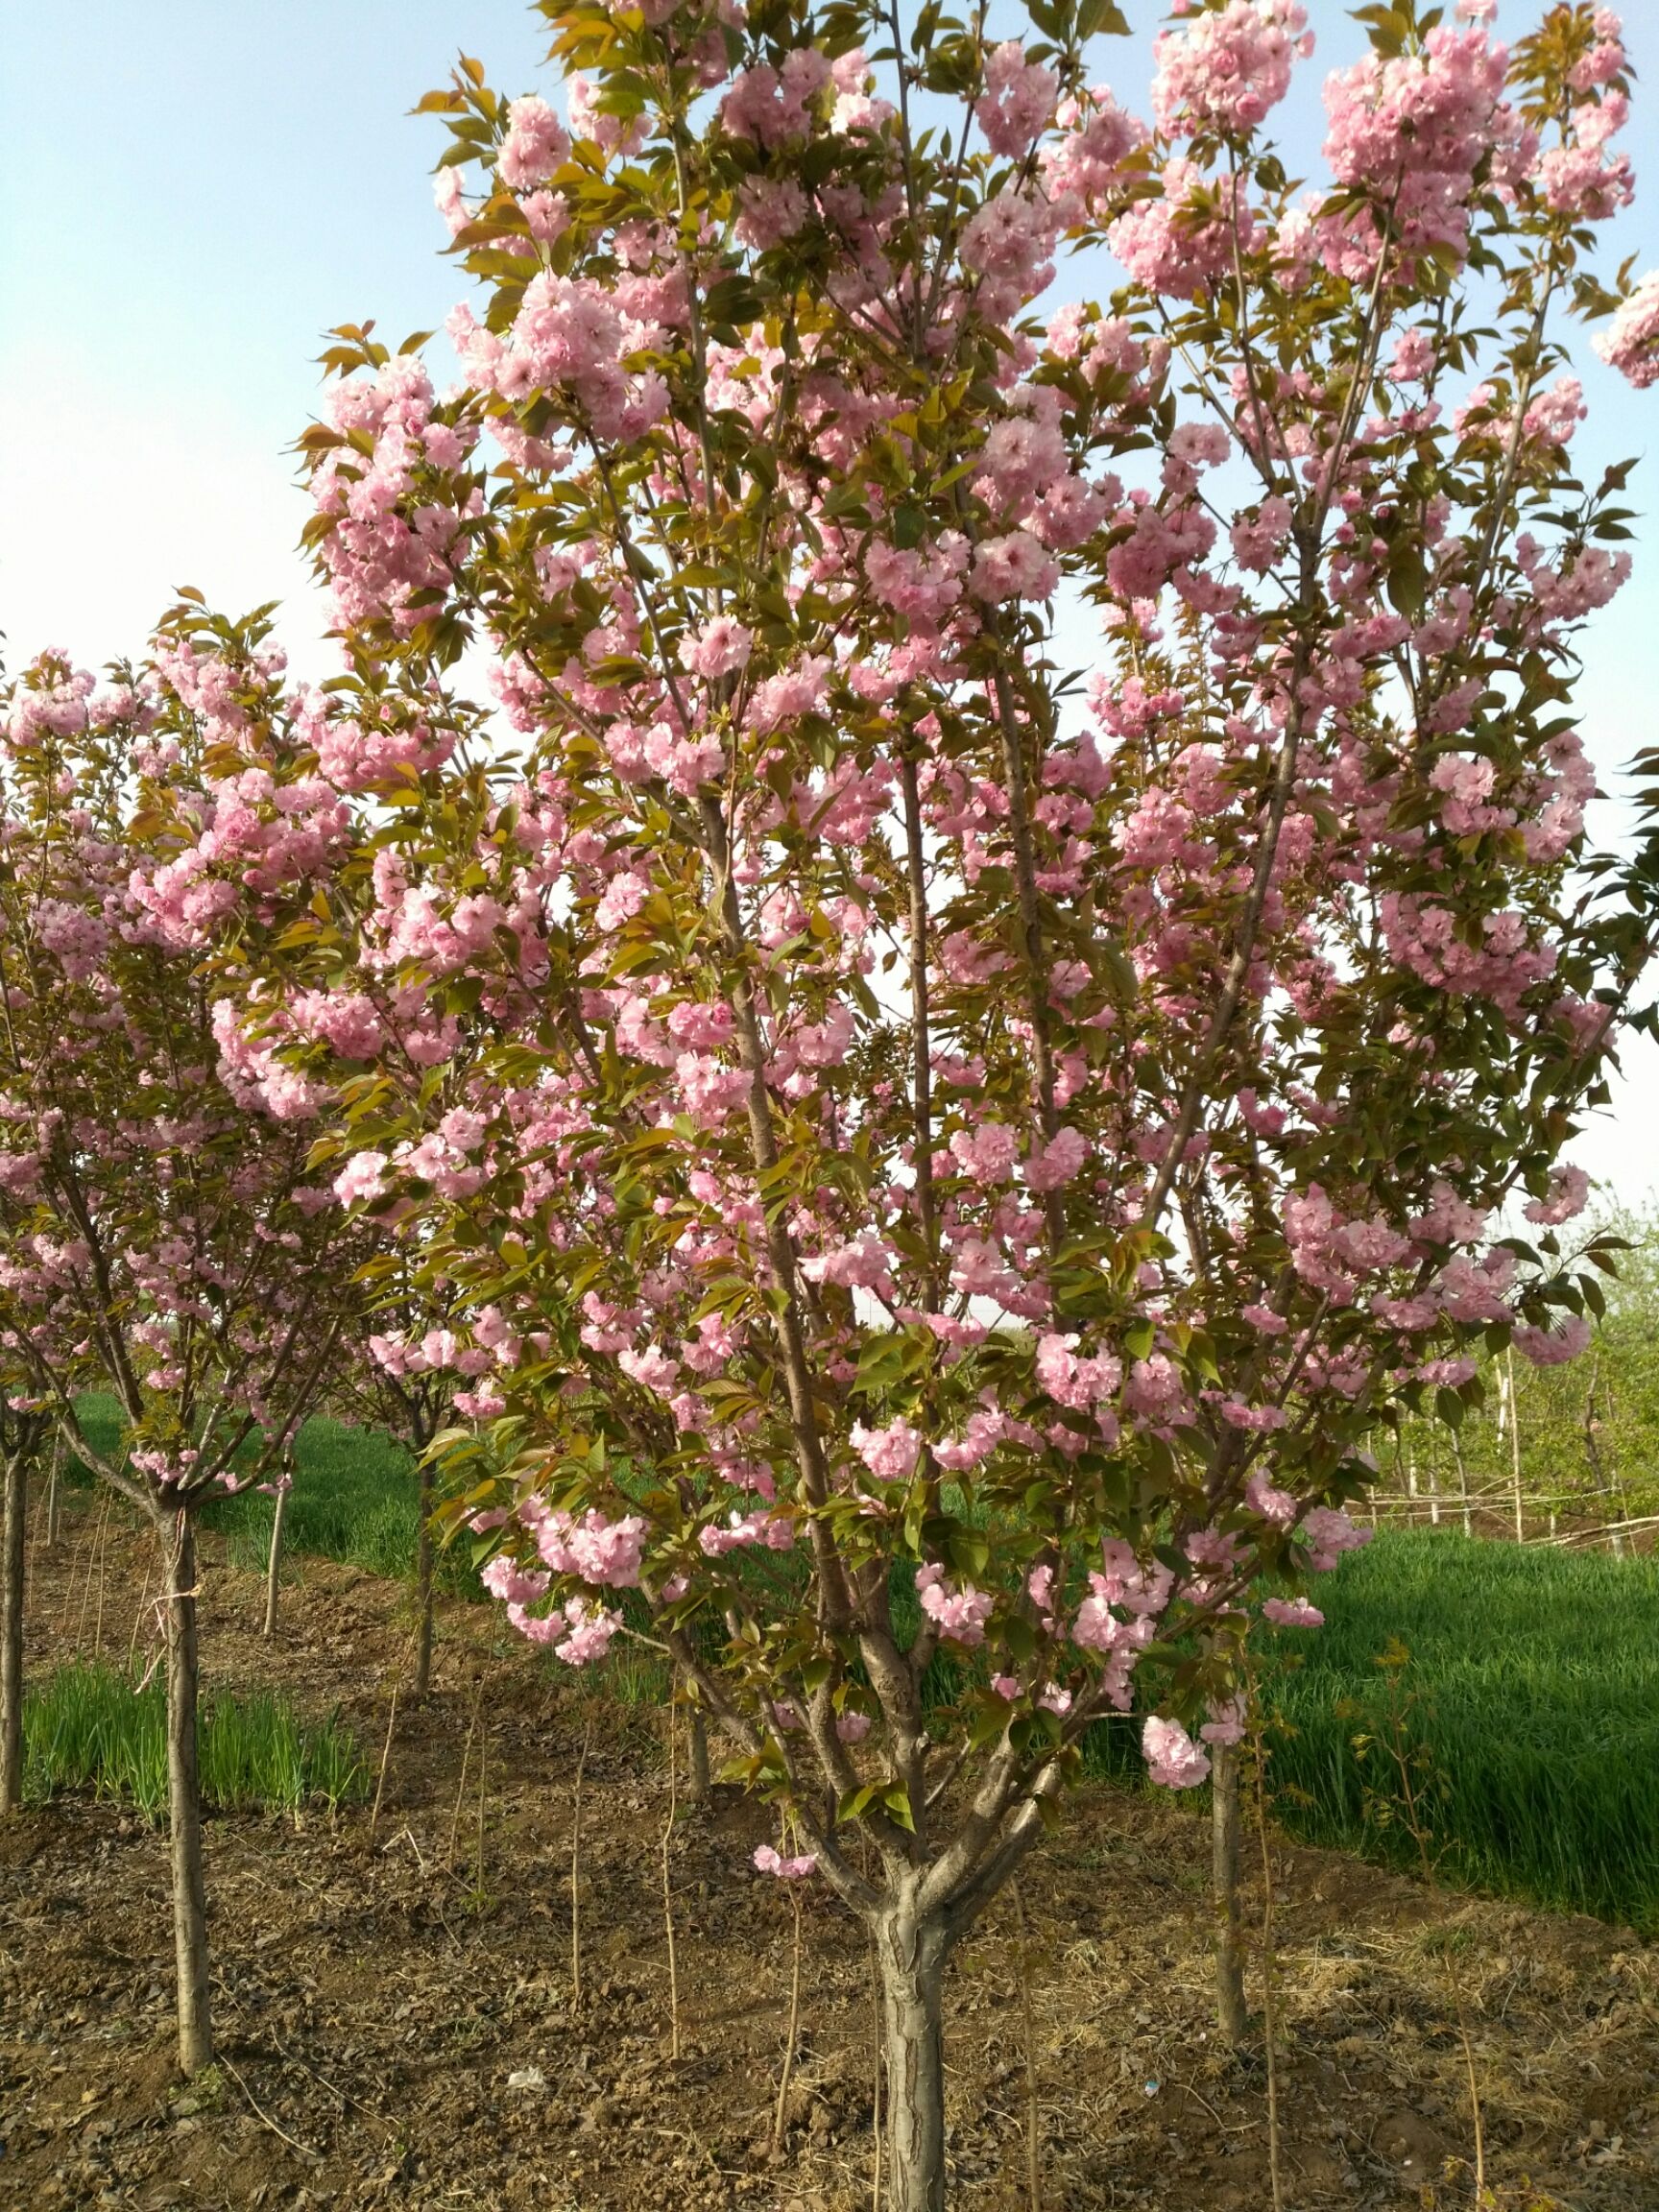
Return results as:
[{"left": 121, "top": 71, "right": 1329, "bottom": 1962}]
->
[
  {"left": 0, "top": 1403, "right": 52, "bottom": 1814},
  {"left": 0, "top": 638, "right": 356, "bottom": 2071},
  {"left": 325, "top": 1252, "right": 465, "bottom": 1692},
  {"left": 161, "top": 2, "right": 1656, "bottom": 2200}
]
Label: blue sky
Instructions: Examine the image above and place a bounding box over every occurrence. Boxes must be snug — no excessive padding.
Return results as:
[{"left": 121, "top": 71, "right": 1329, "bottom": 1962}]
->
[{"left": 2, "top": 0, "right": 1655, "bottom": 1193}]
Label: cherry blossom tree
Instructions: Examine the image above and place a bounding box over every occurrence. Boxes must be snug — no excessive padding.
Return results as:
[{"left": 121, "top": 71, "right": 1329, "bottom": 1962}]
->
[
  {"left": 166, "top": 0, "right": 1657, "bottom": 2198},
  {"left": 0, "top": 633, "right": 356, "bottom": 2071}
]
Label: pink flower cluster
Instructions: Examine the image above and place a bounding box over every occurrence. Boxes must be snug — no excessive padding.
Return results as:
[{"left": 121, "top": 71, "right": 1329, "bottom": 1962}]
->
[
  {"left": 975, "top": 42, "right": 1057, "bottom": 158},
  {"left": 1142, "top": 1715, "right": 1209, "bottom": 1790},
  {"left": 915, "top": 1563, "right": 993, "bottom": 1647},
  {"left": 754, "top": 1843, "right": 817, "bottom": 1880},
  {"left": 1321, "top": 24, "right": 1526, "bottom": 269},
  {"left": 1152, "top": 2, "right": 1309, "bottom": 141},
  {"left": 523, "top": 1499, "right": 648, "bottom": 1587},
  {"left": 1596, "top": 272, "right": 1659, "bottom": 389}
]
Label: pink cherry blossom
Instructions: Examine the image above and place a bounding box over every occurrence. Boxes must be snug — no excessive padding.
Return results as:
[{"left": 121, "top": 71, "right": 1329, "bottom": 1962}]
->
[
  {"left": 1262, "top": 1596, "right": 1325, "bottom": 1628},
  {"left": 1142, "top": 1716, "right": 1210, "bottom": 1790},
  {"left": 1595, "top": 272, "right": 1659, "bottom": 388}
]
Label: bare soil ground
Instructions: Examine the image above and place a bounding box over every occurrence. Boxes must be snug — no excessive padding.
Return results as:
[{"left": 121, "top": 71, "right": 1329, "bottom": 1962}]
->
[{"left": 1, "top": 1490, "right": 1656, "bottom": 2212}]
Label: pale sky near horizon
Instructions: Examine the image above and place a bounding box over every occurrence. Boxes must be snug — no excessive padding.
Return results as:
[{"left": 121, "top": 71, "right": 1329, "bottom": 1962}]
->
[{"left": 2, "top": 0, "right": 1656, "bottom": 1196}]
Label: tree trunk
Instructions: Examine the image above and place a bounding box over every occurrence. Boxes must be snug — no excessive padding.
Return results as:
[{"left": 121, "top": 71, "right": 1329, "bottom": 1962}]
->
[
  {"left": 262, "top": 1472, "right": 291, "bottom": 1638},
  {"left": 1212, "top": 1740, "right": 1248, "bottom": 2047},
  {"left": 874, "top": 1893, "right": 951, "bottom": 2212},
  {"left": 414, "top": 1455, "right": 435, "bottom": 1698},
  {"left": 1, "top": 1450, "right": 25, "bottom": 1814},
  {"left": 1505, "top": 1351, "right": 1524, "bottom": 1542},
  {"left": 161, "top": 1511, "right": 212, "bottom": 2074},
  {"left": 1454, "top": 1433, "right": 1473, "bottom": 1538},
  {"left": 687, "top": 1707, "right": 710, "bottom": 1805}
]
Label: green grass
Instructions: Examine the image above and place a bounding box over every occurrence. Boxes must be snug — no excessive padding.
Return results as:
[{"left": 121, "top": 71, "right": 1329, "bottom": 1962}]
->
[
  {"left": 1260, "top": 1531, "right": 1659, "bottom": 1933},
  {"left": 24, "top": 1661, "right": 369, "bottom": 1818},
  {"left": 204, "top": 1417, "right": 475, "bottom": 1590},
  {"left": 64, "top": 1396, "right": 480, "bottom": 1595}
]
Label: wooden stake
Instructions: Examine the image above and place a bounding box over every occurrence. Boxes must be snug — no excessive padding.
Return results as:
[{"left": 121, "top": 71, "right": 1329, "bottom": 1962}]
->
[
  {"left": 1504, "top": 1349, "right": 1524, "bottom": 1542},
  {"left": 447, "top": 1678, "right": 483, "bottom": 1865},
  {"left": 1012, "top": 1881, "right": 1043, "bottom": 2212},
  {"left": 474, "top": 1711, "right": 488, "bottom": 1894},
  {"left": 263, "top": 1459, "right": 292, "bottom": 1638},
  {"left": 1248, "top": 1711, "right": 1284, "bottom": 2212},
  {"left": 60, "top": 1518, "right": 89, "bottom": 1643},
  {"left": 92, "top": 1496, "right": 110, "bottom": 1655},
  {"left": 367, "top": 1682, "right": 398, "bottom": 1853},
  {"left": 570, "top": 1717, "right": 590, "bottom": 2012},
  {"left": 771, "top": 1881, "right": 805, "bottom": 2157},
  {"left": 77, "top": 1497, "right": 111, "bottom": 1655},
  {"left": 1453, "top": 1431, "right": 1473, "bottom": 1538},
  {"left": 661, "top": 1701, "right": 681, "bottom": 2060}
]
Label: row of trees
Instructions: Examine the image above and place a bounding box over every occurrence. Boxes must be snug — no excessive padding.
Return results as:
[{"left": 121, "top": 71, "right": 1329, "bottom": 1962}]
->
[{"left": 6, "top": 2, "right": 1659, "bottom": 2204}]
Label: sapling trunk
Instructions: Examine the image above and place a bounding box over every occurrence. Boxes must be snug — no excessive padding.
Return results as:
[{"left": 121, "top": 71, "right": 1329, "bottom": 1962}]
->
[
  {"left": 1, "top": 1449, "right": 26, "bottom": 1814},
  {"left": 262, "top": 1471, "right": 291, "bottom": 1638},
  {"left": 160, "top": 1509, "right": 212, "bottom": 2074},
  {"left": 414, "top": 1455, "right": 435, "bottom": 1698},
  {"left": 1212, "top": 1740, "right": 1248, "bottom": 2047},
  {"left": 872, "top": 1892, "right": 951, "bottom": 2212},
  {"left": 870, "top": 1936, "right": 884, "bottom": 2212}
]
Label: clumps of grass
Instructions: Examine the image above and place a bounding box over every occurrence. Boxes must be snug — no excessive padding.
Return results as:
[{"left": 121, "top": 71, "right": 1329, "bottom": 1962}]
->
[{"left": 24, "top": 1662, "right": 368, "bottom": 1818}]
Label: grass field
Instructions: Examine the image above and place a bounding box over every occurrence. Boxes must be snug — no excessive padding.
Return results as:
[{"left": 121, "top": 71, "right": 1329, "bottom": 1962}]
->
[
  {"left": 53, "top": 1405, "right": 1659, "bottom": 1930},
  {"left": 1262, "top": 1530, "right": 1659, "bottom": 1933}
]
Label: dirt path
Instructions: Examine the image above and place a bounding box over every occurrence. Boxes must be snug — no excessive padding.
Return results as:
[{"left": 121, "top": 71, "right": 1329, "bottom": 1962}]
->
[{"left": 1, "top": 1489, "right": 1654, "bottom": 2210}]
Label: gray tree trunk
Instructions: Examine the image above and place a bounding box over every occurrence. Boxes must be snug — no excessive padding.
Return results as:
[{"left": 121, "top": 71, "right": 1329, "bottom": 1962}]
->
[
  {"left": 1212, "top": 1740, "right": 1248, "bottom": 2046},
  {"left": 1, "top": 1451, "right": 25, "bottom": 1813},
  {"left": 874, "top": 1892, "right": 951, "bottom": 2212},
  {"left": 161, "top": 1512, "right": 212, "bottom": 2074}
]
